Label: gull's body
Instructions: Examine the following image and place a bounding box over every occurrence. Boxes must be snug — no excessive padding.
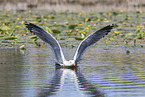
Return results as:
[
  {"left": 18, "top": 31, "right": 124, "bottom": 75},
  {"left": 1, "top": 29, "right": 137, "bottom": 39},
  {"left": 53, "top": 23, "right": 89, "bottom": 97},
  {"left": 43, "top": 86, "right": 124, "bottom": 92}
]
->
[{"left": 25, "top": 22, "right": 114, "bottom": 67}]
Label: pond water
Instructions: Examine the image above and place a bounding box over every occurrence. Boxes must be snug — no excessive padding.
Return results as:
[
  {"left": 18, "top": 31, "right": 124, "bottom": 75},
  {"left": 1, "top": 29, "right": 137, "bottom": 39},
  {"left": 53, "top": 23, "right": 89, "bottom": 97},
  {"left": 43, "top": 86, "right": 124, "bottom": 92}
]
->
[
  {"left": 0, "top": 46, "right": 145, "bottom": 97},
  {"left": 0, "top": 0, "right": 144, "bottom": 12}
]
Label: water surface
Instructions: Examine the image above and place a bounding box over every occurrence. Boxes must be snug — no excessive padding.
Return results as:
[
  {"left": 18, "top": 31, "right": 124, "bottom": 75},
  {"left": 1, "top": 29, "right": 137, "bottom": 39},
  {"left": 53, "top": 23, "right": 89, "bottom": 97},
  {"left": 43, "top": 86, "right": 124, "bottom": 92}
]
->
[
  {"left": 0, "top": 46, "right": 145, "bottom": 97},
  {"left": 0, "top": 0, "right": 144, "bottom": 11}
]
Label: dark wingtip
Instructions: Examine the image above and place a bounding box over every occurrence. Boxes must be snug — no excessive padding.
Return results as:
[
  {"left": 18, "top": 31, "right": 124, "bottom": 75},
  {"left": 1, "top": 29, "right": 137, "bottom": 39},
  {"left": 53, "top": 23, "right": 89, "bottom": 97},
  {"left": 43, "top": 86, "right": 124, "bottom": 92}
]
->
[
  {"left": 25, "top": 21, "right": 33, "bottom": 32},
  {"left": 110, "top": 24, "right": 118, "bottom": 28},
  {"left": 104, "top": 24, "right": 115, "bottom": 31},
  {"left": 109, "top": 24, "right": 115, "bottom": 28},
  {"left": 105, "top": 24, "right": 115, "bottom": 31},
  {"left": 104, "top": 24, "right": 115, "bottom": 35},
  {"left": 24, "top": 21, "right": 43, "bottom": 34},
  {"left": 110, "top": 24, "right": 114, "bottom": 27},
  {"left": 25, "top": 21, "right": 30, "bottom": 25}
]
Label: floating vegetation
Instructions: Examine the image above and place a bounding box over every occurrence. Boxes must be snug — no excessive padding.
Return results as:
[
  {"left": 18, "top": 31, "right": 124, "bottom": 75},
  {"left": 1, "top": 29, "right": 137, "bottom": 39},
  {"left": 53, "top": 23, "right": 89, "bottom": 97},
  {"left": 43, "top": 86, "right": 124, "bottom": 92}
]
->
[
  {"left": 52, "top": 29, "right": 61, "bottom": 33},
  {"left": 0, "top": 9, "right": 145, "bottom": 48},
  {"left": 126, "top": 50, "right": 130, "bottom": 54}
]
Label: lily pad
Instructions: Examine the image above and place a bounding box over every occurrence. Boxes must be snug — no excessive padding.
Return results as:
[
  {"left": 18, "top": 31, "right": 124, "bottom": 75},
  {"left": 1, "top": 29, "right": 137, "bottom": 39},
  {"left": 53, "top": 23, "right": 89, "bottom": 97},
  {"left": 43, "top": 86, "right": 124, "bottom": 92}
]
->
[
  {"left": 126, "top": 50, "right": 130, "bottom": 54},
  {"left": 1, "top": 26, "right": 11, "bottom": 30},
  {"left": 4, "top": 37, "right": 17, "bottom": 40},
  {"left": 52, "top": 29, "right": 61, "bottom": 33},
  {"left": 29, "top": 35, "right": 38, "bottom": 41},
  {"left": 0, "top": 29, "right": 3, "bottom": 31},
  {"left": 45, "top": 27, "right": 52, "bottom": 33},
  {"left": 75, "top": 37, "right": 83, "bottom": 40},
  {"left": 68, "top": 24, "right": 77, "bottom": 29},
  {"left": 1, "top": 40, "right": 11, "bottom": 43},
  {"left": 29, "top": 35, "right": 37, "bottom": 39}
]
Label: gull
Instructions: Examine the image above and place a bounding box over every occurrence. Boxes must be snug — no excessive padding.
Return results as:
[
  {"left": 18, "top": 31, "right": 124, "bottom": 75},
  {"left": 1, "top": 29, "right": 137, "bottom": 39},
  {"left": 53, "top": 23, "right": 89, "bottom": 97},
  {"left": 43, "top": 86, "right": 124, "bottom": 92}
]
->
[{"left": 25, "top": 22, "right": 114, "bottom": 67}]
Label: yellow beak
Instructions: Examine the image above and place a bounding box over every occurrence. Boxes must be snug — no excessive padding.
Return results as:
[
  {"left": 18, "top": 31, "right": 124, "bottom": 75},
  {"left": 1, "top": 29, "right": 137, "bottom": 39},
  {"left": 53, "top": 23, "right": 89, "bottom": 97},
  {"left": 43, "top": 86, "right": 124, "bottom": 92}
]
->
[{"left": 72, "top": 63, "right": 75, "bottom": 66}]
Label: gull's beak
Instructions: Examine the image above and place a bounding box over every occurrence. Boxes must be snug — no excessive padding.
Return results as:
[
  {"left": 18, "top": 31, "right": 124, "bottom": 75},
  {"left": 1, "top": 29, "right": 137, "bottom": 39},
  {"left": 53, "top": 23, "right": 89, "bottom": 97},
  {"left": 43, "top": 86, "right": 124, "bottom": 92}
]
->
[{"left": 73, "top": 63, "right": 75, "bottom": 66}]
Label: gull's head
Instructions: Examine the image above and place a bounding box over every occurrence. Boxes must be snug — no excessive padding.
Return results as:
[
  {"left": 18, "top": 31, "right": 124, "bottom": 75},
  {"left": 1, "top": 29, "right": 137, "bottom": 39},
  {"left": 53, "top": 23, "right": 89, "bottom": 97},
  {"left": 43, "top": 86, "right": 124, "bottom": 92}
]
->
[{"left": 63, "top": 60, "right": 75, "bottom": 66}]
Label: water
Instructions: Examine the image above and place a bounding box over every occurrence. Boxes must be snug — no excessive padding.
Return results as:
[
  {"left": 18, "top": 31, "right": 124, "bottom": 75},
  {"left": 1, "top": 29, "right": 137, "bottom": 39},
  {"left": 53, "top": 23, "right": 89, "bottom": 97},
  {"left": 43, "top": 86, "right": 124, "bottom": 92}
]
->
[
  {"left": 0, "top": 0, "right": 144, "bottom": 11},
  {"left": 0, "top": 46, "right": 145, "bottom": 97}
]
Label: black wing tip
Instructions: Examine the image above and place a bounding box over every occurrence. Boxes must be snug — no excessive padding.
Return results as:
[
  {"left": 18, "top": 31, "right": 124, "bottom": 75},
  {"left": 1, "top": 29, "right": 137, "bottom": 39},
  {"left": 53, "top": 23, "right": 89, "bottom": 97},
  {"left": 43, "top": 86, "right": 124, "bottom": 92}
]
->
[
  {"left": 25, "top": 21, "right": 36, "bottom": 27},
  {"left": 108, "top": 24, "right": 115, "bottom": 28},
  {"left": 109, "top": 23, "right": 118, "bottom": 28},
  {"left": 25, "top": 21, "right": 38, "bottom": 31},
  {"left": 25, "top": 21, "right": 40, "bottom": 29},
  {"left": 25, "top": 21, "right": 31, "bottom": 28},
  {"left": 25, "top": 21, "right": 30, "bottom": 25},
  {"left": 25, "top": 21, "right": 32, "bottom": 31},
  {"left": 103, "top": 24, "right": 115, "bottom": 35},
  {"left": 104, "top": 24, "right": 116, "bottom": 31},
  {"left": 110, "top": 24, "right": 114, "bottom": 27}
]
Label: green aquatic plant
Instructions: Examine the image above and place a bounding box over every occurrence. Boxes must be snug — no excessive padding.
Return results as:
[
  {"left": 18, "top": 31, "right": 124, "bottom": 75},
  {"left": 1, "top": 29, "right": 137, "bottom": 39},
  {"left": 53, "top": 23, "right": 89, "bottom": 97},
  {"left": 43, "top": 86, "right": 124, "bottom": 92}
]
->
[
  {"left": 0, "top": 9, "right": 145, "bottom": 48},
  {"left": 126, "top": 50, "right": 130, "bottom": 54}
]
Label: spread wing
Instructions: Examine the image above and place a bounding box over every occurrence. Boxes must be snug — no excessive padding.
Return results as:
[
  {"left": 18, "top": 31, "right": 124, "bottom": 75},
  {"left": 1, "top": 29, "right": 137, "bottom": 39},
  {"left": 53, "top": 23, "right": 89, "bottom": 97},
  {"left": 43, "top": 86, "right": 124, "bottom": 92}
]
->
[
  {"left": 74, "top": 24, "right": 114, "bottom": 62},
  {"left": 25, "top": 22, "right": 65, "bottom": 64}
]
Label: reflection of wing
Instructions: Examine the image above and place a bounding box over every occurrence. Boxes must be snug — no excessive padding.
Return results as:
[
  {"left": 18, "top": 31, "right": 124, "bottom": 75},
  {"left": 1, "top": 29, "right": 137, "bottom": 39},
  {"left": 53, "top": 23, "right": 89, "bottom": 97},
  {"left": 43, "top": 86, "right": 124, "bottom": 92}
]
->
[
  {"left": 74, "top": 24, "right": 114, "bottom": 62},
  {"left": 38, "top": 68, "right": 63, "bottom": 97},
  {"left": 76, "top": 69, "right": 104, "bottom": 97},
  {"left": 25, "top": 22, "right": 65, "bottom": 64}
]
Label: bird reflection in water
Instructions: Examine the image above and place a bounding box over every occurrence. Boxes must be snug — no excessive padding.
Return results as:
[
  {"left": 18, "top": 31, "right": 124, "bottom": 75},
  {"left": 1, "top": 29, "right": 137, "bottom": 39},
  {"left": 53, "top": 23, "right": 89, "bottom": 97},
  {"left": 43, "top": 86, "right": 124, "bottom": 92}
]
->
[{"left": 38, "top": 67, "right": 104, "bottom": 97}]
